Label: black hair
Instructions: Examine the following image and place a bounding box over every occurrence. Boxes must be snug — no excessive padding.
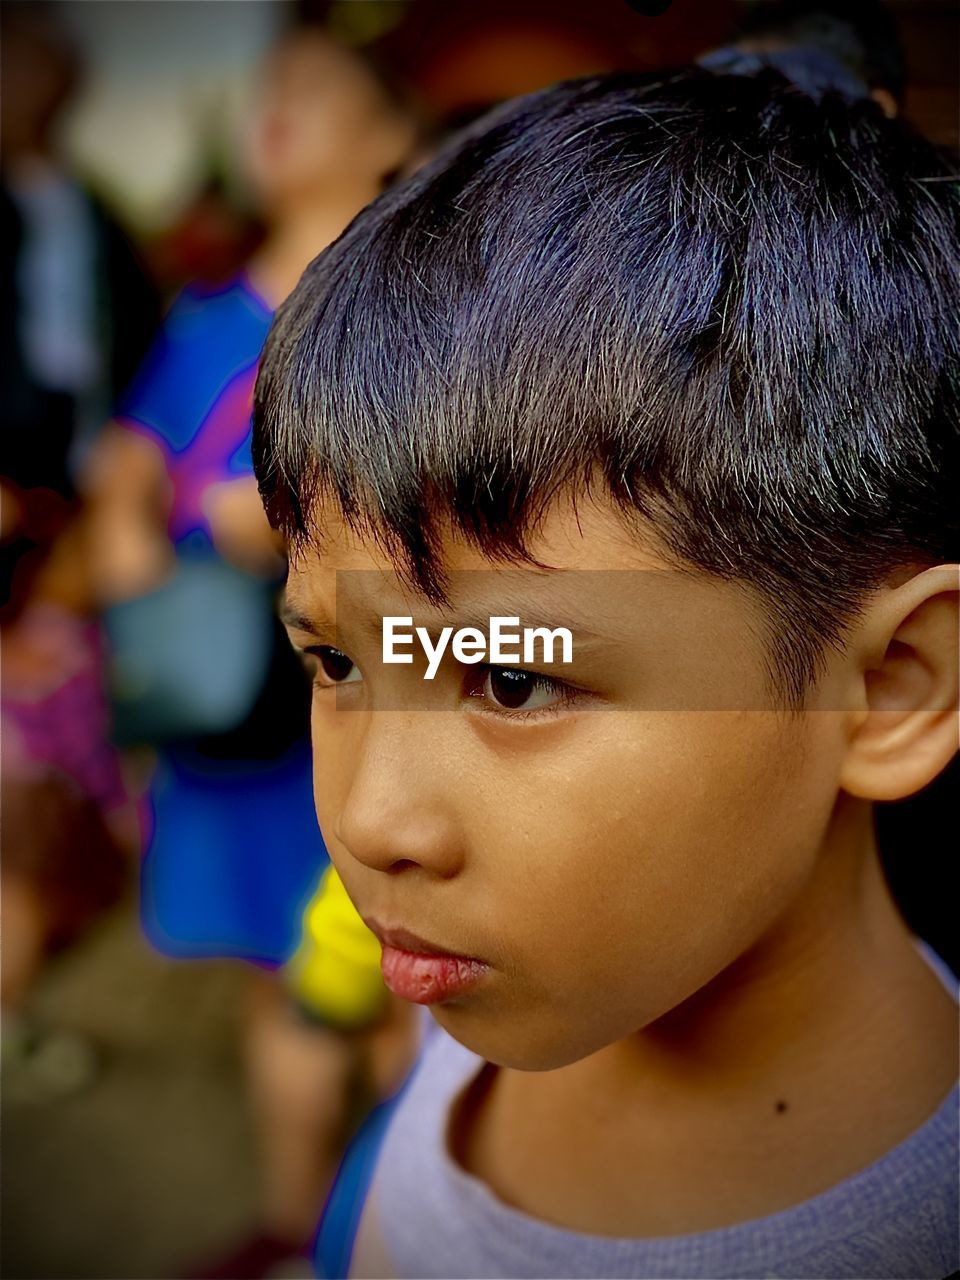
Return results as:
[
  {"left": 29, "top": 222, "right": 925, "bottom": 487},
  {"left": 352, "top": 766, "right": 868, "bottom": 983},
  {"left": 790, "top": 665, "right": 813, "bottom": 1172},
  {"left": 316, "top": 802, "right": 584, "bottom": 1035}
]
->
[
  {"left": 254, "top": 68, "right": 959, "bottom": 704},
  {"left": 738, "top": 0, "right": 905, "bottom": 100}
]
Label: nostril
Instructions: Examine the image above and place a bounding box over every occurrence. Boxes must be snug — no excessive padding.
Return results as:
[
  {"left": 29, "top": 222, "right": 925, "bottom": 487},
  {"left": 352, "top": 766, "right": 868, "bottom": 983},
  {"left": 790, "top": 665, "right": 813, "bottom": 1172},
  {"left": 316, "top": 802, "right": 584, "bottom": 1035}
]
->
[{"left": 387, "top": 858, "right": 419, "bottom": 875}]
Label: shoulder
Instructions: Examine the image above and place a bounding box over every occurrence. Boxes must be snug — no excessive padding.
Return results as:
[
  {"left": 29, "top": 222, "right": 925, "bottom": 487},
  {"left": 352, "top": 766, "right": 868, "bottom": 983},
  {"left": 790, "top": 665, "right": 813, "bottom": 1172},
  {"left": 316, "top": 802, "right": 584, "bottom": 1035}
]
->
[
  {"left": 115, "top": 276, "right": 271, "bottom": 450},
  {"left": 168, "top": 275, "right": 272, "bottom": 333},
  {"left": 784, "top": 1082, "right": 959, "bottom": 1278},
  {"left": 357, "top": 1031, "right": 484, "bottom": 1275},
  {"left": 140, "top": 276, "right": 271, "bottom": 371},
  {"left": 317, "top": 1028, "right": 481, "bottom": 1280}
]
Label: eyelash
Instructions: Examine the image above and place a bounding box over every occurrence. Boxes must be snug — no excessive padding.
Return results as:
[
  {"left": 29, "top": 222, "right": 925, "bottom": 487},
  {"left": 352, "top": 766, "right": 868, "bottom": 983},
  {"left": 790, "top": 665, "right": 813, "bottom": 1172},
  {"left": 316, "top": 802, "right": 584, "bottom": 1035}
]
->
[
  {"left": 304, "top": 645, "right": 359, "bottom": 688},
  {"left": 302, "top": 646, "right": 585, "bottom": 721},
  {"left": 464, "top": 666, "right": 582, "bottom": 721}
]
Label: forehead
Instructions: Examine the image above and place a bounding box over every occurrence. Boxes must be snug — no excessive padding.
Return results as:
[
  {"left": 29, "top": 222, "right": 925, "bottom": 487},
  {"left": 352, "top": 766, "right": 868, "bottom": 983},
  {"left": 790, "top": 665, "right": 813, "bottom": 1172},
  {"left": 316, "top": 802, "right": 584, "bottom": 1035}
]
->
[
  {"left": 288, "top": 494, "right": 638, "bottom": 638},
  {"left": 286, "top": 492, "right": 760, "bottom": 637},
  {"left": 286, "top": 491, "right": 672, "bottom": 590},
  {"left": 263, "top": 32, "right": 377, "bottom": 96}
]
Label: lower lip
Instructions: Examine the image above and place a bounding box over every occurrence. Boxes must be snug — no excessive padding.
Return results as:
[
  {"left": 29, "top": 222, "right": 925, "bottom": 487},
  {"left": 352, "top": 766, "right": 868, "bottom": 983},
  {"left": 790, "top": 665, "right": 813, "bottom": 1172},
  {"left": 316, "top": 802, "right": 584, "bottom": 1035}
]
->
[{"left": 380, "top": 946, "right": 489, "bottom": 1004}]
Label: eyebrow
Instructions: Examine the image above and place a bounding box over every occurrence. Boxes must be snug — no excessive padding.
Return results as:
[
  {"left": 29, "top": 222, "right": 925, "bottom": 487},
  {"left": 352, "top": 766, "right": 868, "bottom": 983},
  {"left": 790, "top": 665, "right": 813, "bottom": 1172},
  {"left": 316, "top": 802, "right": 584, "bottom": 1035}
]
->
[
  {"left": 279, "top": 600, "right": 338, "bottom": 645},
  {"left": 424, "top": 611, "right": 607, "bottom": 649},
  {"left": 281, "top": 594, "right": 612, "bottom": 656}
]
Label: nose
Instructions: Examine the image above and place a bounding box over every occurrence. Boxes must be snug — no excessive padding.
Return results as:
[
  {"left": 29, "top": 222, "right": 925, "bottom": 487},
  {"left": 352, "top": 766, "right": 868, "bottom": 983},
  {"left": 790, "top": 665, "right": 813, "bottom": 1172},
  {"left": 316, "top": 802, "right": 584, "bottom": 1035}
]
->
[{"left": 331, "top": 714, "right": 464, "bottom": 880}]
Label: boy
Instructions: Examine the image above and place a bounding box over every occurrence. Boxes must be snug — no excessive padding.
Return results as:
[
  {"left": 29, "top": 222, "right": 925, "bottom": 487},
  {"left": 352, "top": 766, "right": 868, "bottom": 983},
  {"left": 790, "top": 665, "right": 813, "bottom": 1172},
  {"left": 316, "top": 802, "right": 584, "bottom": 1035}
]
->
[{"left": 253, "top": 69, "right": 959, "bottom": 1277}]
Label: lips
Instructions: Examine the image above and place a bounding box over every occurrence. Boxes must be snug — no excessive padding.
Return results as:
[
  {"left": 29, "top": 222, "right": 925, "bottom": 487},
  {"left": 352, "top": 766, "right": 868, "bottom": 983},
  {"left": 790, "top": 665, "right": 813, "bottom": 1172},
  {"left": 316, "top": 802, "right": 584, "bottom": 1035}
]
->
[{"left": 365, "top": 919, "right": 490, "bottom": 1005}]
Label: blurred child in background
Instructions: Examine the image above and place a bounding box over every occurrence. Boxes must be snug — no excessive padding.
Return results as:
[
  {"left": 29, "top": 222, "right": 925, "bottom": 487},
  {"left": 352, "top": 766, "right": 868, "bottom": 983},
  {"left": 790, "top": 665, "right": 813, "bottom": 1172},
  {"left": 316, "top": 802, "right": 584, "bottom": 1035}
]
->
[
  {"left": 1, "top": 6, "right": 159, "bottom": 483},
  {"left": 83, "top": 23, "right": 419, "bottom": 1275},
  {"left": 1, "top": 471, "right": 133, "bottom": 1098},
  {"left": 1, "top": 8, "right": 154, "bottom": 1089}
]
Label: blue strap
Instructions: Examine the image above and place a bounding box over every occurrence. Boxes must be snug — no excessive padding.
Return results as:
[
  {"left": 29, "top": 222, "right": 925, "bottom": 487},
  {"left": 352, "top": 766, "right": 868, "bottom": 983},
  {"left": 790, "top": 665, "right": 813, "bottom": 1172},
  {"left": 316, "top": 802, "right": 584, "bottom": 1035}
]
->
[{"left": 312, "top": 1072, "right": 415, "bottom": 1278}]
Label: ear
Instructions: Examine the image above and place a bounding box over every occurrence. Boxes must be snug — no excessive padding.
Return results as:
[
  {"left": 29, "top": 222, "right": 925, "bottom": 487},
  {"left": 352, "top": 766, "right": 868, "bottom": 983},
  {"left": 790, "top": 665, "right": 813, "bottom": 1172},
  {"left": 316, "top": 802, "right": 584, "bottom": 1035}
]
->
[{"left": 840, "top": 566, "right": 959, "bottom": 801}]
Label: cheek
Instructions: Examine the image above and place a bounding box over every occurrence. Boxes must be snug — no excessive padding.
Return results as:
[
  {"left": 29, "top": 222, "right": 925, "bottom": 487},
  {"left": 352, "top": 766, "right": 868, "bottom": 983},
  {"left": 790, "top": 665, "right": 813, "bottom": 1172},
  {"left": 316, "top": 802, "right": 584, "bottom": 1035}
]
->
[
  {"left": 249, "top": 103, "right": 346, "bottom": 190},
  {"left": 311, "top": 718, "right": 349, "bottom": 840},
  {"left": 470, "top": 713, "right": 836, "bottom": 1041},
  {"left": 290, "top": 98, "right": 363, "bottom": 167}
]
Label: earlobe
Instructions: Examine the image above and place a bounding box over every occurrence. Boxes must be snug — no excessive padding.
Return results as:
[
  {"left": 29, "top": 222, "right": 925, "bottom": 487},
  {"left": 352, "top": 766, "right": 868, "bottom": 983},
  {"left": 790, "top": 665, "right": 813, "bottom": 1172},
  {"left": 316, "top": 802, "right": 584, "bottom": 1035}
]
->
[{"left": 840, "top": 567, "right": 959, "bottom": 802}]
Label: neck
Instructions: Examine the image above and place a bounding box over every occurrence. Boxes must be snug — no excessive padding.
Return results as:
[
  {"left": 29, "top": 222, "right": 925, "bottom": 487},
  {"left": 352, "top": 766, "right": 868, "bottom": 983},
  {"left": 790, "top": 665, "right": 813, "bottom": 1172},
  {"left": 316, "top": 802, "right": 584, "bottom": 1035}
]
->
[{"left": 248, "top": 181, "right": 385, "bottom": 307}]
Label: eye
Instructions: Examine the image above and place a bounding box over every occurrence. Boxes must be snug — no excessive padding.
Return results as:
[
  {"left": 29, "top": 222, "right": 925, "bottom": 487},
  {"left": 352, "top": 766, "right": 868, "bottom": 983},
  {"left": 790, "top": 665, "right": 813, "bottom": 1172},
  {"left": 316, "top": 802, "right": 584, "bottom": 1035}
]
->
[
  {"left": 307, "top": 645, "right": 361, "bottom": 687},
  {"left": 472, "top": 666, "right": 571, "bottom": 716}
]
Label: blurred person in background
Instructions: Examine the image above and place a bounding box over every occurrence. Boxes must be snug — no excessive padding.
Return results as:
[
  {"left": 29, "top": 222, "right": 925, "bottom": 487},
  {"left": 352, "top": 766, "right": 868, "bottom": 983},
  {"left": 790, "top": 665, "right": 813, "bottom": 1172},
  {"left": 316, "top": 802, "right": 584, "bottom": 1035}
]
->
[
  {"left": 1, "top": 3, "right": 153, "bottom": 1097},
  {"left": 82, "top": 22, "right": 419, "bottom": 1277},
  {"left": 1, "top": 469, "right": 134, "bottom": 1099},
  {"left": 147, "top": 171, "right": 265, "bottom": 298},
  {"left": 1, "top": 4, "right": 159, "bottom": 488}
]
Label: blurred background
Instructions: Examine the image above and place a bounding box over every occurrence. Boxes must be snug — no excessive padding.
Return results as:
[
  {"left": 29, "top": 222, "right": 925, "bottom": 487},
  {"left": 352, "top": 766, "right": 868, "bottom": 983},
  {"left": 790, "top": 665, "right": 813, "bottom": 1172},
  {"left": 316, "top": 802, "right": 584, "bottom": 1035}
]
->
[{"left": 1, "top": 2, "right": 957, "bottom": 1277}]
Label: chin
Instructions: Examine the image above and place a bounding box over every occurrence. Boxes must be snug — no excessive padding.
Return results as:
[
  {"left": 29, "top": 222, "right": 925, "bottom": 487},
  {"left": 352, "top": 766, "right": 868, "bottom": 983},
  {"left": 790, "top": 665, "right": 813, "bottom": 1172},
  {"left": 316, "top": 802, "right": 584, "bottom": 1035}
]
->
[{"left": 430, "top": 1002, "right": 595, "bottom": 1073}]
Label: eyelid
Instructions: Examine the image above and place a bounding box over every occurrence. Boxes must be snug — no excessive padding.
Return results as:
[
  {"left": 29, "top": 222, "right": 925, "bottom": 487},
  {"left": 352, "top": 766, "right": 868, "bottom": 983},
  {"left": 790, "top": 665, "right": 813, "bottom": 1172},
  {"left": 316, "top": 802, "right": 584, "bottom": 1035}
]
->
[
  {"left": 287, "top": 632, "right": 336, "bottom": 659},
  {"left": 302, "top": 643, "right": 362, "bottom": 689},
  {"left": 477, "top": 664, "right": 588, "bottom": 696}
]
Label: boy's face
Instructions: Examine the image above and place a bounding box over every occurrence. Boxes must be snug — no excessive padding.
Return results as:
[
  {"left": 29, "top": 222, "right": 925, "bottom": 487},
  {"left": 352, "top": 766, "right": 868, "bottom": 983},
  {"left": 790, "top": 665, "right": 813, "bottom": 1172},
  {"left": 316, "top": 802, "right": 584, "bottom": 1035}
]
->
[{"left": 284, "top": 493, "right": 850, "bottom": 1070}]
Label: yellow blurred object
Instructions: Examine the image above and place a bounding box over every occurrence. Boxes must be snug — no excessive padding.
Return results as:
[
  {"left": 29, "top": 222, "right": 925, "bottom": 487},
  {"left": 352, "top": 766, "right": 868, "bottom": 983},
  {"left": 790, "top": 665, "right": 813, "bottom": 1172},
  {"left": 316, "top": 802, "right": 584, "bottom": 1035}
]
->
[{"left": 284, "top": 865, "right": 388, "bottom": 1030}]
